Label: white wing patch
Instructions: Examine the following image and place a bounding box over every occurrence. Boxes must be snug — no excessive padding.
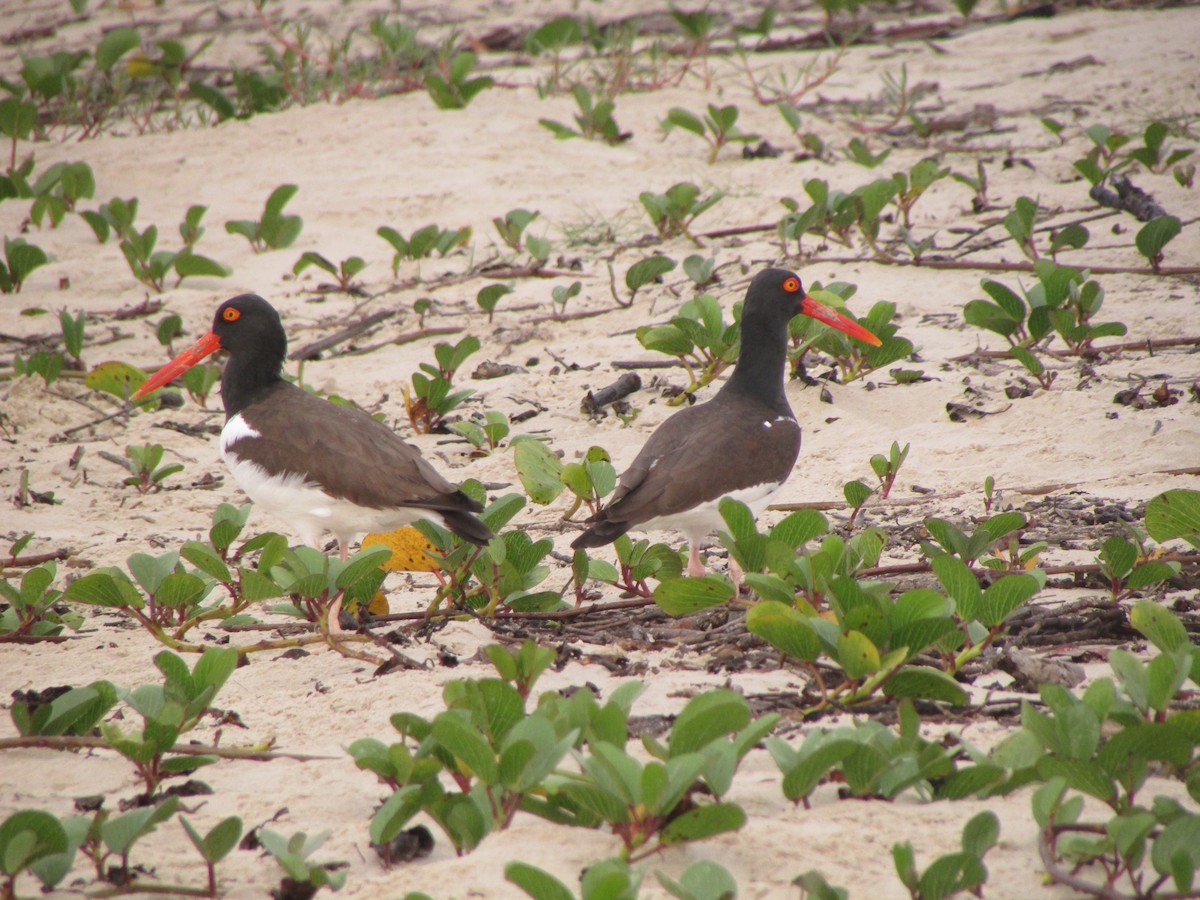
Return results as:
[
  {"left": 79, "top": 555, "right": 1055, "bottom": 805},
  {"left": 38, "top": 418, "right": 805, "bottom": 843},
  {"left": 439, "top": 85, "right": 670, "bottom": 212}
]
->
[{"left": 220, "top": 413, "right": 262, "bottom": 455}]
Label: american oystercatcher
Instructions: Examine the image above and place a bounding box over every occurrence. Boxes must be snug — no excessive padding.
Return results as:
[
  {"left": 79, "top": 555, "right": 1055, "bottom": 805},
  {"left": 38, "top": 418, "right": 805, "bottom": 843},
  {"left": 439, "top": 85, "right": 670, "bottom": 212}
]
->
[
  {"left": 133, "top": 295, "right": 493, "bottom": 561},
  {"left": 571, "top": 267, "right": 881, "bottom": 576}
]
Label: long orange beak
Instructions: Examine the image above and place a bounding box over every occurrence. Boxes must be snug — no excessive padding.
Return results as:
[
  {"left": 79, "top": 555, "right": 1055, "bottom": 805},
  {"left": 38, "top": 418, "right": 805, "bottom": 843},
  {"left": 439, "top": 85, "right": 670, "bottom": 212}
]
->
[
  {"left": 131, "top": 331, "right": 222, "bottom": 399},
  {"left": 800, "top": 294, "right": 882, "bottom": 346}
]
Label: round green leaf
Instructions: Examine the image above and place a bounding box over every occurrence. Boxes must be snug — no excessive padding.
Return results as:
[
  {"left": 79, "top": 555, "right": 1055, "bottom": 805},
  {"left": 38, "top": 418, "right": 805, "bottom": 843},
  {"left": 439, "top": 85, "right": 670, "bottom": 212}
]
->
[{"left": 652, "top": 576, "right": 734, "bottom": 616}]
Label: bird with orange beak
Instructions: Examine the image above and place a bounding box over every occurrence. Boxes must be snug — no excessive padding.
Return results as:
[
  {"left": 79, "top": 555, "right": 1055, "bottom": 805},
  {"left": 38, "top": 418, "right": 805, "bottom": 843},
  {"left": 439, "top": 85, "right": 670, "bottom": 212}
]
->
[
  {"left": 133, "top": 295, "right": 492, "bottom": 566},
  {"left": 572, "top": 267, "right": 881, "bottom": 577}
]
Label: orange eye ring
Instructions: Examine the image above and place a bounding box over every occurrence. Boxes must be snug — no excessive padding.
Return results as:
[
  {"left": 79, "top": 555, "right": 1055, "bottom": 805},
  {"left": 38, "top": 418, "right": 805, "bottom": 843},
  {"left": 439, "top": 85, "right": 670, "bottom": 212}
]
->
[
  {"left": 782, "top": 276, "right": 800, "bottom": 293},
  {"left": 222, "top": 307, "right": 240, "bottom": 322}
]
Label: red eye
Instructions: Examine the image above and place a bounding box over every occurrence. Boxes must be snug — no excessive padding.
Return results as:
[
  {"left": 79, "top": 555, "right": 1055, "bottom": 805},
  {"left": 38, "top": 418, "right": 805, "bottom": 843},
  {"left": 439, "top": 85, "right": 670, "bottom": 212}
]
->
[
  {"left": 782, "top": 277, "right": 800, "bottom": 293},
  {"left": 223, "top": 307, "right": 240, "bottom": 322}
]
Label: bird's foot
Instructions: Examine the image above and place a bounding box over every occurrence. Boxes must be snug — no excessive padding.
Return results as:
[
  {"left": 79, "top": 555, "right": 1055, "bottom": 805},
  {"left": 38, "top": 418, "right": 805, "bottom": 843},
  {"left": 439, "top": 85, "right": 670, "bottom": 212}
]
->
[{"left": 687, "top": 544, "right": 706, "bottom": 577}]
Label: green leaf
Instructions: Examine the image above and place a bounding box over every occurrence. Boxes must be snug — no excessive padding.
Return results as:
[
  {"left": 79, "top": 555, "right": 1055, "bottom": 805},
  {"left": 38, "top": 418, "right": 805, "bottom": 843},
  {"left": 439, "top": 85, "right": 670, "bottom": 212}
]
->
[
  {"left": 0, "top": 810, "right": 68, "bottom": 876},
  {"left": 63, "top": 570, "right": 143, "bottom": 608},
  {"left": 770, "top": 509, "right": 829, "bottom": 548},
  {"left": 1037, "top": 757, "right": 1115, "bottom": 804},
  {"left": 883, "top": 667, "right": 969, "bottom": 705},
  {"left": 513, "top": 439, "right": 564, "bottom": 505},
  {"left": 660, "top": 802, "right": 746, "bottom": 844},
  {"left": 626, "top": 255, "right": 677, "bottom": 293},
  {"left": 96, "top": 27, "right": 140, "bottom": 72},
  {"left": 431, "top": 712, "right": 498, "bottom": 783},
  {"left": 932, "top": 556, "right": 982, "bottom": 621},
  {"left": 637, "top": 323, "right": 693, "bottom": 357},
  {"left": 1110, "top": 649, "right": 1149, "bottom": 710},
  {"left": 173, "top": 251, "right": 230, "bottom": 280},
  {"left": 1130, "top": 599, "right": 1191, "bottom": 653},
  {"left": 85, "top": 360, "right": 147, "bottom": 399},
  {"left": 476, "top": 283, "right": 511, "bottom": 317},
  {"left": 1147, "top": 651, "right": 1191, "bottom": 712},
  {"left": 1146, "top": 489, "right": 1200, "bottom": 549},
  {"left": 843, "top": 480, "right": 872, "bottom": 508},
  {"left": 835, "top": 630, "right": 880, "bottom": 679},
  {"left": 745, "top": 601, "right": 821, "bottom": 661},
  {"left": 978, "top": 573, "right": 1041, "bottom": 627},
  {"left": 1135, "top": 216, "right": 1182, "bottom": 262},
  {"left": 658, "top": 859, "right": 737, "bottom": 900},
  {"left": 668, "top": 690, "right": 750, "bottom": 757},
  {"left": 652, "top": 576, "right": 734, "bottom": 615},
  {"left": 369, "top": 786, "right": 423, "bottom": 845},
  {"left": 505, "top": 861, "right": 575, "bottom": 900},
  {"left": 1151, "top": 815, "right": 1200, "bottom": 889},
  {"left": 101, "top": 797, "right": 179, "bottom": 856},
  {"left": 666, "top": 107, "right": 706, "bottom": 136},
  {"left": 1126, "top": 560, "right": 1179, "bottom": 590}
]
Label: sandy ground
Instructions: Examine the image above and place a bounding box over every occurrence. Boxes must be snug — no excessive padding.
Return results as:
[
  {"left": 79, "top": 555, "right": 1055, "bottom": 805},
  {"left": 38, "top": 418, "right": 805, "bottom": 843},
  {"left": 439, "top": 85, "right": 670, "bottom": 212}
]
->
[{"left": 1, "top": 0, "right": 1199, "bottom": 897}]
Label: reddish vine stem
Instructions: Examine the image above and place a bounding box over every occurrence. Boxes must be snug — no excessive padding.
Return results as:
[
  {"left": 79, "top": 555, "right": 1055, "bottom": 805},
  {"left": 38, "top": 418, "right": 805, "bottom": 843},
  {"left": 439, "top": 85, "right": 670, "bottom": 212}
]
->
[{"left": 949, "top": 335, "right": 1200, "bottom": 362}]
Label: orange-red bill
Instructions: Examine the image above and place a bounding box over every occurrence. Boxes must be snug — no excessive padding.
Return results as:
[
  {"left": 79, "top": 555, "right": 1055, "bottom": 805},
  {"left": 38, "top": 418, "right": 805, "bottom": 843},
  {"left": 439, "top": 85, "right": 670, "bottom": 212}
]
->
[
  {"left": 131, "top": 331, "right": 222, "bottom": 399},
  {"left": 800, "top": 294, "right": 882, "bottom": 347}
]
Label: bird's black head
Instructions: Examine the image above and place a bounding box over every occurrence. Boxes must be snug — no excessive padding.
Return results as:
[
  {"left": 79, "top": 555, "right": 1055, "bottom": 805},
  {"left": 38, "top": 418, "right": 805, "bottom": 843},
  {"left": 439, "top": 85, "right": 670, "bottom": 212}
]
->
[
  {"left": 742, "top": 267, "right": 807, "bottom": 329},
  {"left": 211, "top": 294, "right": 287, "bottom": 358},
  {"left": 743, "top": 267, "right": 882, "bottom": 346}
]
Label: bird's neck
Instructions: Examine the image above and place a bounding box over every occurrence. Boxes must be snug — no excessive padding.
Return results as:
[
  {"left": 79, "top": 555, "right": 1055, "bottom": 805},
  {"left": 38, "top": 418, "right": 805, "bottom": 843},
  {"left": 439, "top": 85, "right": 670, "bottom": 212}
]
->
[
  {"left": 722, "top": 311, "right": 792, "bottom": 413},
  {"left": 220, "top": 351, "right": 285, "bottom": 419}
]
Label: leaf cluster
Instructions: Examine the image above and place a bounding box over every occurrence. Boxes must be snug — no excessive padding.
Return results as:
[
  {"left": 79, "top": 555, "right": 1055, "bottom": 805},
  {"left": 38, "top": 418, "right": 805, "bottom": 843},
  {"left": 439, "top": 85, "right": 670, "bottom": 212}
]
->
[
  {"left": 662, "top": 104, "right": 758, "bottom": 163},
  {"left": 0, "top": 236, "right": 49, "bottom": 293},
  {"left": 514, "top": 440, "right": 616, "bottom": 520},
  {"left": 114, "top": 442, "right": 185, "bottom": 493},
  {"left": 636, "top": 293, "right": 739, "bottom": 401},
  {"left": 790, "top": 284, "right": 912, "bottom": 383},
  {"left": 225, "top": 184, "right": 303, "bottom": 253},
  {"left": 378, "top": 222, "right": 471, "bottom": 275},
  {"left": 404, "top": 336, "right": 480, "bottom": 433},
  {"left": 539, "top": 84, "right": 628, "bottom": 145},
  {"left": 639, "top": 182, "right": 724, "bottom": 243},
  {"left": 425, "top": 51, "right": 493, "bottom": 109},
  {"left": 356, "top": 646, "right": 775, "bottom": 861},
  {"left": 0, "top": 562, "right": 81, "bottom": 638},
  {"left": 412, "top": 482, "right": 557, "bottom": 616}
]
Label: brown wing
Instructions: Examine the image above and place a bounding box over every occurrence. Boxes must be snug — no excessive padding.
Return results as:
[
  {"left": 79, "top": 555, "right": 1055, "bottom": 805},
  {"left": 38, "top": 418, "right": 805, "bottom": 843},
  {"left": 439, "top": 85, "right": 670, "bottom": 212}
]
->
[
  {"left": 599, "top": 394, "right": 801, "bottom": 529},
  {"left": 229, "top": 382, "right": 482, "bottom": 516}
]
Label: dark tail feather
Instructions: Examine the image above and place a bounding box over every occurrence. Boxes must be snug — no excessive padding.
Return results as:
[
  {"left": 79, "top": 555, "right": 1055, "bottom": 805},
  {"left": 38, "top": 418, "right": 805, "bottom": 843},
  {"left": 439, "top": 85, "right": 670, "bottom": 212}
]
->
[
  {"left": 441, "top": 509, "right": 493, "bottom": 547},
  {"left": 571, "top": 517, "right": 630, "bottom": 550}
]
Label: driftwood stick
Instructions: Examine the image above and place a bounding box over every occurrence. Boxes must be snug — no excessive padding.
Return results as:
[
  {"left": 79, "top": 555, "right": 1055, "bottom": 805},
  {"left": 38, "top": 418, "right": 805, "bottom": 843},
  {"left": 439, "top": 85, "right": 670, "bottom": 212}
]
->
[
  {"left": 1089, "top": 174, "right": 1169, "bottom": 222},
  {"left": 1, "top": 548, "right": 70, "bottom": 569},
  {"left": 52, "top": 399, "right": 155, "bottom": 441},
  {"left": 799, "top": 254, "right": 1200, "bottom": 277},
  {"left": 0, "top": 734, "right": 335, "bottom": 761},
  {"left": 611, "top": 359, "right": 685, "bottom": 370},
  {"left": 288, "top": 309, "right": 396, "bottom": 360},
  {"left": 582, "top": 372, "right": 642, "bottom": 415},
  {"left": 770, "top": 469, "right": 1200, "bottom": 512},
  {"left": 948, "top": 335, "right": 1200, "bottom": 362},
  {"left": 480, "top": 266, "right": 590, "bottom": 279},
  {"left": 346, "top": 325, "right": 464, "bottom": 357}
]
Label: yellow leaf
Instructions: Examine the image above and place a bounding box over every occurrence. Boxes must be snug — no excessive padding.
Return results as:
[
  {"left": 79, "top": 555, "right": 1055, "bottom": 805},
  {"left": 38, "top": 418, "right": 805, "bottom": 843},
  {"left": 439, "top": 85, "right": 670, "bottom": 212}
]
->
[
  {"left": 124, "top": 54, "right": 159, "bottom": 79},
  {"left": 366, "top": 591, "right": 389, "bottom": 615},
  {"left": 362, "top": 526, "right": 440, "bottom": 572}
]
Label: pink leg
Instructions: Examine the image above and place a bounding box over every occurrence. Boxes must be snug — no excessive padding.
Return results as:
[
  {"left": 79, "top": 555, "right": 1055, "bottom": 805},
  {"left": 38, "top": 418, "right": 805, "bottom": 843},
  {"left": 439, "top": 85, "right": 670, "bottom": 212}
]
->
[
  {"left": 687, "top": 543, "right": 706, "bottom": 577},
  {"left": 729, "top": 557, "right": 744, "bottom": 594},
  {"left": 324, "top": 539, "right": 349, "bottom": 638}
]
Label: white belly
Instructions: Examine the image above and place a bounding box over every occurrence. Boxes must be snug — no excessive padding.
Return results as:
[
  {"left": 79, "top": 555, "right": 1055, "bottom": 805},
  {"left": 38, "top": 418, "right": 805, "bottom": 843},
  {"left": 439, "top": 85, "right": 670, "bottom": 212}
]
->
[
  {"left": 220, "top": 413, "right": 445, "bottom": 549},
  {"left": 639, "top": 481, "right": 782, "bottom": 545}
]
